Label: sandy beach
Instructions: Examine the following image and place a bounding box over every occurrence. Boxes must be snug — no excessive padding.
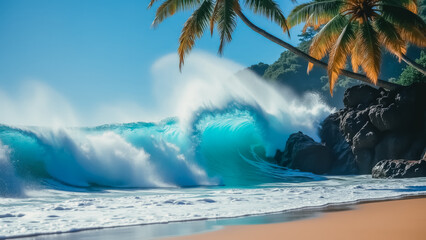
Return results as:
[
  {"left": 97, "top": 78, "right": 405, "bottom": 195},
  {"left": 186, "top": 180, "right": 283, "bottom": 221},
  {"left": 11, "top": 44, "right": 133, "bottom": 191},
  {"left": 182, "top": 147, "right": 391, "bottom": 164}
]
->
[{"left": 166, "top": 197, "right": 426, "bottom": 240}]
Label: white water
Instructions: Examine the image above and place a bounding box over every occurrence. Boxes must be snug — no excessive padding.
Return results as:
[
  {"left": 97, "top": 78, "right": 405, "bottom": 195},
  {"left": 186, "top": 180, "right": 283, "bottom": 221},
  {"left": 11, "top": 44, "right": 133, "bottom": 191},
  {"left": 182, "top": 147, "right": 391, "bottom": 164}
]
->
[
  {"left": 1, "top": 176, "right": 426, "bottom": 238},
  {"left": 1, "top": 52, "right": 425, "bottom": 239}
]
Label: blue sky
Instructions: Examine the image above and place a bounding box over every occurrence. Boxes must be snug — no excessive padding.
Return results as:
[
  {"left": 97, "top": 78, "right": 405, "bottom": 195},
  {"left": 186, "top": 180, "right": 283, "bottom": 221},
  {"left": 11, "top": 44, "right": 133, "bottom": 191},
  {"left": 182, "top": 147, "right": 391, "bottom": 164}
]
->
[{"left": 0, "top": 0, "right": 304, "bottom": 124}]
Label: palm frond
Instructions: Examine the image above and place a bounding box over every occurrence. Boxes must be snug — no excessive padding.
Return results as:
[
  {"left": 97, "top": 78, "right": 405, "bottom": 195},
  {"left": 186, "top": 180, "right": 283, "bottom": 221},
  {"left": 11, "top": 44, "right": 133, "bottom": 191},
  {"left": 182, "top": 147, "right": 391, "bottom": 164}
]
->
[
  {"left": 178, "top": 0, "right": 214, "bottom": 69},
  {"left": 405, "top": 0, "right": 419, "bottom": 13},
  {"left": 288, "top": 0, "right": 344, "bottom": 28},
  {"left": 308, "top": 14, "right": 348, "bottom": 73},
  {"left": 244, "top": 0, "right": 289, "bottom": 34},
  {"left": 358, "top": 21, "right": 381, "bottom": 84},
  {"left": 217, "top": 0, "right": 239, "bottom": 54},
  {"left": 210, "top": 0, "right": 222, "bottom": 35},
  {"left": 380, "top": 0, "right": 418, "bottom": 13},
  {"left": 151, "top": 0, "right": 201, "bottom": 27},
  {"left": 148, "top": 0, "right": 161, "bottom": 8},
  {"left": 350, "top": 26, "right": 363, "bottom": 73},
  {"left": 302, "top": 13, "right": 331, "bottom": 32},
  {"left": 373, "top": 16, "right": 406, "bottom": 59},
  {"left": 380, "top": 3, "right": 426, "bottom": 47},
  {"left": 327, "top": 22, "right": 355, "bottom": 95}
]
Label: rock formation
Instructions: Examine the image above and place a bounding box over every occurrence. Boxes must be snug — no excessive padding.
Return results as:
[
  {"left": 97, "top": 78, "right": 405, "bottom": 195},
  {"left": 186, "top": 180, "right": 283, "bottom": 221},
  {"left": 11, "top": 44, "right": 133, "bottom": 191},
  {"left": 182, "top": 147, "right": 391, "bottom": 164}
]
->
[
  {"left": 277, "top": 132, "right": 332, "bottom": 174},
  {"left": 274, "top": 83, "right": 426, "bottom": 177},
  {"left": 372, "top": 159, "right": 426, "bottom": 178}
]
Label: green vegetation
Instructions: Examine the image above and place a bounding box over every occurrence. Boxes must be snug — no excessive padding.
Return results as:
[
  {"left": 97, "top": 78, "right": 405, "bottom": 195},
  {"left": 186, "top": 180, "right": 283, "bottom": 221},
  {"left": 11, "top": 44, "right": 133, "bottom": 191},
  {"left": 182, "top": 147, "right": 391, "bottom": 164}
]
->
[
  {"left": 421, "top": 0, "right": 426, "bottom": 22},
  {"left": 248, "top": 0, "right": 426, "bottom": 106},
  {"left": 150, "top": 1, "right": 425, "bottom": 97},
  {"left": 149, "top": 1, "right": 402, "bottom": 90},
  {"left": 288, "top": 0, "right": 426, "bottom": 94},
  {"left": 249, "top": 30, "right": 359, "bottom": 107},
  {"left": 249, "top": 34, "right": 423, "bottom": 107},
  {"left": 249, "top": 62, "right": 270, "bottom": 77},
  {"left": 393, "top": 51, "right": 426, "bottom": 86}
]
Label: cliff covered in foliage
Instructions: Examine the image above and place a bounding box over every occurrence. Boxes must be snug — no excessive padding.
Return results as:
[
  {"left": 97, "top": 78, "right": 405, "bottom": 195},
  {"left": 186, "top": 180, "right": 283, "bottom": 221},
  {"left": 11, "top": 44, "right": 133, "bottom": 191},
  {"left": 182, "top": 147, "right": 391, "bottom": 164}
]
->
[{"left": 249, "top": 29, "right": 425, "bottom": 108}]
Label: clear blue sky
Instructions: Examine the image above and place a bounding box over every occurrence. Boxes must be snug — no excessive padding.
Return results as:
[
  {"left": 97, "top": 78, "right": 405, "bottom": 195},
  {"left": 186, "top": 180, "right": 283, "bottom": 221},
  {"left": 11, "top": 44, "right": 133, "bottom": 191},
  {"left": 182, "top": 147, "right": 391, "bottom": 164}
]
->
[{"left": 0, "top": 0, "right": 304, "bottom": 124}]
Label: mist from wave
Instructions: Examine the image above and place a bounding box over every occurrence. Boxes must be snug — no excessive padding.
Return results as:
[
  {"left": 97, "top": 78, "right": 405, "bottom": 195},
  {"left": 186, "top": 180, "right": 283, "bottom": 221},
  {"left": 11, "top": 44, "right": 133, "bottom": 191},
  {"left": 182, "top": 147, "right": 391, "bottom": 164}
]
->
[{"left": 0, "top": 52, "right": 333, "bottom": 196}]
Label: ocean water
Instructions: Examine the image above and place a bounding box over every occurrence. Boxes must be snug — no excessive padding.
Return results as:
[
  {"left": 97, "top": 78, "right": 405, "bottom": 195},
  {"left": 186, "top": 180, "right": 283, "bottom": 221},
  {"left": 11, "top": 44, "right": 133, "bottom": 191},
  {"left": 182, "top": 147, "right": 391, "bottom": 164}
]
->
[
  {"left": 1, "top": 55, "right": 426, "bottom": 239},
  {"left": 1, "top": 109, "right": 426, "bottom": 239}
]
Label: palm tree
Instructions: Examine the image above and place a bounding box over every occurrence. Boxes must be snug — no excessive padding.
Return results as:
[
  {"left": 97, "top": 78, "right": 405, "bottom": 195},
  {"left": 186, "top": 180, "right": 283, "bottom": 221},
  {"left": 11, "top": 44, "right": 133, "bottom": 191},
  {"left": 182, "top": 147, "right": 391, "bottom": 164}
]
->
[
  {"left": 288, "top": 0, "right": 426, "bottom": 94},
  {"left": 148, "top": 0, "right": 400, "bottom": 91}
]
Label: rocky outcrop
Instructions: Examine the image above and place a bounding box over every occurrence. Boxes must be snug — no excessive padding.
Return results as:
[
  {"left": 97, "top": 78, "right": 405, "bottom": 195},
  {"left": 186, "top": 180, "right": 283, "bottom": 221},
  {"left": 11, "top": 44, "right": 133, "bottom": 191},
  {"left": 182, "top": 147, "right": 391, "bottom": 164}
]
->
[
  {"left": 277, "top": 132, "right": 332, "bottom": 174},
  {"left": 373, "top": 132, "right": 415, "bottom": 164},
  {"left": 343, "top": 84, "right": 380, "bottom": 108},
  {"left": 352, "top": 122, "right": 379, "bottom": 152},
  {"left": 318, "top": 112, "right": 357, "bottom": 174},
  {"left": 322, "top": 83, "right": 426, "bottom": 175},
  {"left": 273, "top": 83, "right": 426, "bottom": 176},
  {"left": 372, "top": 159, "right": 426, "bottom": 178},
  {"left": 368, "top": 103, "right": 403, "bottom": 131}
]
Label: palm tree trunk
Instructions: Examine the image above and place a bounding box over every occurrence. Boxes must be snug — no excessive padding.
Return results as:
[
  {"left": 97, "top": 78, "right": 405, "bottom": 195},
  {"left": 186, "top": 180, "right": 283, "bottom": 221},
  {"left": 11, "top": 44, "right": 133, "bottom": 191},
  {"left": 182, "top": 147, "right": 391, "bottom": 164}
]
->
[
  {"left": 235, "top": 9, "right": 400, "bottom": 91},
  {"left": 401, "top": 54, "right": 426, "bottom": 75}
]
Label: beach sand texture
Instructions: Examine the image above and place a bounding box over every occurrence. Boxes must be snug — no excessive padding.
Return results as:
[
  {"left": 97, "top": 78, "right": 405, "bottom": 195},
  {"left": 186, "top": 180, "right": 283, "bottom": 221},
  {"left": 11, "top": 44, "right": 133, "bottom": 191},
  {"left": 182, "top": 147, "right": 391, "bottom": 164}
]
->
[{"left": 166, "top": 197, "right": 426, "bottom": 240}]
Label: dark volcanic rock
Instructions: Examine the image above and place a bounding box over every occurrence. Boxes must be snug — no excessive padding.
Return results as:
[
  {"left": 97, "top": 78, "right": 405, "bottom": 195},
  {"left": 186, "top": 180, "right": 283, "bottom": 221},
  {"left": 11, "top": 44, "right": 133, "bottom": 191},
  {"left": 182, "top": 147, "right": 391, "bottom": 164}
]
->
[
  {"left": 343, "top": 85, "right": 380, "bottom": 108},
  {"left": 319, "top": 113, "right": 357, "bottom": 174},
  {"left": 271, "top": 149, "right": 283, "bottom": 164},
  {"left": 370, "top": 83, "right": 426, "bottom": 132},
  {"left": 404, "top": 135, "right": 426, "bottom": 160},
  {"left": 372, "top": 159, "right": 426, "bottom": 178},
  {"left": 368, "top": 103, "right": 404, "bottom": 131},
  {"left": 275, "top": 83, "right": 426, "bottom": 177},
  {"left": 319, "top": 112, "right": 343, "bottom": 147},
  {"left": 328, "top": 140, "right": 357, "bottom": 175},
  {"left": 424, "top": 111, "right": 426, "bottom": 134},
  {"left": 354, "top": 149, "right": 374, "bottom": 174},
  {"left": 377, "top": 94, "right": 394, "bottom": 106},
  {"left": 352, "top": 122, "right": 379, "bottom": 153},
  {"left": 340, "top": 109, "right": 370, "bottom": 143},
  {"left": 331, "top": 83, "right": 425, "bottom": 176},
  {"left": 280, "top": 132, "right": 332, "bottom": 174},
  {"left": 374, "top": 132, "right": 413, "bottom": 164}
]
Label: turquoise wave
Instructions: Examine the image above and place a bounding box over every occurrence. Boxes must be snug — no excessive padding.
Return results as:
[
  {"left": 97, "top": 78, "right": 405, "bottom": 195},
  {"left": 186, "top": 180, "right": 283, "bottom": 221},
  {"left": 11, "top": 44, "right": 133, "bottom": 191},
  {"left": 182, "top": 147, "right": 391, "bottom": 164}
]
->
[{"left": 0, "top": 105, "right": 323, "bottom": 193}]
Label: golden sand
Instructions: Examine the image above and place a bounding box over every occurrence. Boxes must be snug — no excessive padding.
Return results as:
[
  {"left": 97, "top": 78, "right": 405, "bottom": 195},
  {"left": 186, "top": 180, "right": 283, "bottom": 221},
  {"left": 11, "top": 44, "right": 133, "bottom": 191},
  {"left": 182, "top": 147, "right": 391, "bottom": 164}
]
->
[{"left": 166, "top": 197, "right": 426, "bottom": 240}]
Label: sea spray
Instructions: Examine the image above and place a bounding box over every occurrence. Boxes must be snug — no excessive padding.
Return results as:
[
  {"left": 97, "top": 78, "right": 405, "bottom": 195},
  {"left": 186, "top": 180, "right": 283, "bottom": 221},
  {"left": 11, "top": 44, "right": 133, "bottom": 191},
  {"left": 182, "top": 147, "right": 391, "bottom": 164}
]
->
[
  {"left": 151, "top": 52, "right": 334, "bottom": 154},
  {"left": 0, "top": 142, "right": 24, "bottom": 197},
  {"left": 151, "top": 52, "right": 333, "bottom": 132},
  {"left": 0, "top": 52, "right": 334, "bottom": 189},
  {"left": 0, "top": 104, "right": 326, "bottom": 189},
  {"left": 1, "top": 53, "right": 426, "bottom": 239},
  {"left": 0, "top": 125, "right": 214, "bottom": 188},
  {"left": 0, "top": 81, "right": 78, "bottom": 127}
]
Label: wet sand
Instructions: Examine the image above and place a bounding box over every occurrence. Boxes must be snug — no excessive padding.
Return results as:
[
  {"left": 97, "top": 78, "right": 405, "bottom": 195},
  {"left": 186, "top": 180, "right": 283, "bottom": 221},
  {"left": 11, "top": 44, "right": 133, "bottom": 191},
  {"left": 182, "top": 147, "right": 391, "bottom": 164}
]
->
[{"left": 166, "top": 197, "right": 426, "bottom": 240}]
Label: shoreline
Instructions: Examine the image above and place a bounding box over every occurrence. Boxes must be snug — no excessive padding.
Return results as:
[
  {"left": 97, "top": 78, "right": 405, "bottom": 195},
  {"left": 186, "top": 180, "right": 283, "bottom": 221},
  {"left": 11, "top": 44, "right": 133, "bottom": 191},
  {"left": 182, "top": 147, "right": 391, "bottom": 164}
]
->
[
  {"left": 14, "top": 194, "right": 426, "bottom": 240},
  {"left": 165, "top": 196, "right": 426, "bottom": 240}
]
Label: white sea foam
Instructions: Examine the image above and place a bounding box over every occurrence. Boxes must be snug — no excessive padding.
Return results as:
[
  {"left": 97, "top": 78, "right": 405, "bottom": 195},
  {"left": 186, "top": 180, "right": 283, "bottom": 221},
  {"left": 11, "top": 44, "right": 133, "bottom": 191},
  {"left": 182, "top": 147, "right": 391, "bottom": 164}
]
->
[
  {"left": 0, "top": 142, "right": 25, "bottom": 198},
  {"left": 25, "top": 128, "right": 215, "bottom": 188},
  {"left": 1, "top": 52, "right": 419, "bottom": 239},
  {"left": 0, "top": 176, "right": 425, "bottom": 238},
  {"left": 150, "top": 52, "right": 333, "bottom": 154}
]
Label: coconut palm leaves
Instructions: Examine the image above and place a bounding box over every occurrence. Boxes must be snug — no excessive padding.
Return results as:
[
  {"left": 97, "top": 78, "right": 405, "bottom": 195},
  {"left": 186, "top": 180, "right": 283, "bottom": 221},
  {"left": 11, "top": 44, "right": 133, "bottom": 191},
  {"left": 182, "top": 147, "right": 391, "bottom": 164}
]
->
[
  {"left": 289, "top": 0, "right": 426, "bottom": 94},
  {"left": 148, "top": 0, "right": 288, "bottom": 70}
]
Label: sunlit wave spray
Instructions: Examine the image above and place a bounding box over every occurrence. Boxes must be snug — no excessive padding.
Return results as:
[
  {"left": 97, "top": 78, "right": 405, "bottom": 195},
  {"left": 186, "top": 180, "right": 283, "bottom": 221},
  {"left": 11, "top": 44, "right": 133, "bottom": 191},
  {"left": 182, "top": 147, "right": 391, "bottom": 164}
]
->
[{"left": 0, "top": 52, "right": 333, "bottom": 195}]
